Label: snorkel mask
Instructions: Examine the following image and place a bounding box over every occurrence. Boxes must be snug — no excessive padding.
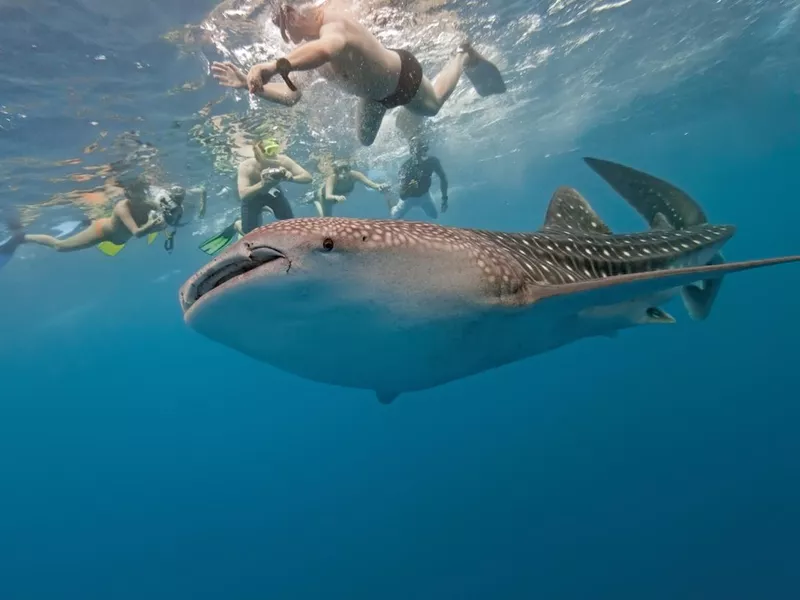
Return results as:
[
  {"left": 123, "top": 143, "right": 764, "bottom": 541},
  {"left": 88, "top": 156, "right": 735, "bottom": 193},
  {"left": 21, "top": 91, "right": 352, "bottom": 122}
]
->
[
  {"left": 413, "top": 139, "right": 429, "bottom": 159},
  {"left": 254, "top": 138, "right": 281, "bottom": 162},
  {"left": 333, "top": 159, "right": 351, "bottom": 176}
]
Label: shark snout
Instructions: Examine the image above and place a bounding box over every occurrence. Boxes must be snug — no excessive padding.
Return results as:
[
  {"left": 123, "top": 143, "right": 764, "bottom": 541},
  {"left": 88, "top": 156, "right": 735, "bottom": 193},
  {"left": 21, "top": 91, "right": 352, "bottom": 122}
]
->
[{"left": 179, "top": 242, "right": 288, "bottom": 315}]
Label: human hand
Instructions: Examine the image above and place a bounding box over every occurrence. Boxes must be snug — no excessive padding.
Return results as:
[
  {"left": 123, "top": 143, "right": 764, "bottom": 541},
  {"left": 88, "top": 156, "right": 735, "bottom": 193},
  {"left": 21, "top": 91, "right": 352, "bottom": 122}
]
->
[
  {"left": 377, "top": 183, "right": 390, "bottom": 192},
  {"left": 210, "top": 62, "right": 247, "bottom": 89},
  {"left": 261, "top": 167, "right": 283, "bottom": 183},
  {"left": 247, "top": 62, "right": 275, "bottom": 93},
  {"left": 332, "top": 195, "right": 347, "bottom": 203},
  {"left": 278, "top": 167, "right": 292, "bottom": 181},
  {"left": 149, "top": 214, "right": 165, "bottom": 231}
]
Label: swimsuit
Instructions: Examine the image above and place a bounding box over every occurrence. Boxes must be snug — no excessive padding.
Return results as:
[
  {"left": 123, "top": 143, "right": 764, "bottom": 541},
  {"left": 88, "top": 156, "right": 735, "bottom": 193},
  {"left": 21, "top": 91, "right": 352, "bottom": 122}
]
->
[
  {"left": 379, "top": 49, "right": 424, "bottom": 109},
  {"left": 241, "top": 186, "right": 293, "bottom": 234},
  {"left": 391, "top": 195, "right": 438, "bottom": 220}
]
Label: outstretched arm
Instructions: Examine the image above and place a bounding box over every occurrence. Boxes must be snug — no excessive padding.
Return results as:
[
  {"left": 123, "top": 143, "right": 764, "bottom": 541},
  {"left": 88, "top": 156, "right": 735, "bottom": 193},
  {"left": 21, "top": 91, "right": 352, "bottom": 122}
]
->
[
  {"left": 212, "top": 61, "right": 301, "bottom": 106},
  {"left": 324, "top": 175, "right": 338, "bottom": 200},
  {"left": 247, "top": 26, "right": 346, "bottom": 92},
  {"left": 257, "top": 83, "right": 303, "bottom": 106},
  {"left": 188, "top": 186, "right": 207, "bottom": 217},
  {"left": 431, "top": 158, "right": 449, "bottom": 200},
  {"left": 351, "top": 170, "right": 388, "bottom": 191},
  {"left": 280, "top": 26, "right": 346, "bottom": 72}
]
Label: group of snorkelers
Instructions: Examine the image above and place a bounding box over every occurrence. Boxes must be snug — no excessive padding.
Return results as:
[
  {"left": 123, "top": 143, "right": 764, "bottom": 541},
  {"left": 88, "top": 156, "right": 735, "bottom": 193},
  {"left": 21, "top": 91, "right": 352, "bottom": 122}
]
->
[
  {"left": 199, "top": 134, "right": 450, "bottom": 256},
  {"left": 1, "top": 0, "right": 504, "bottom": 264}
]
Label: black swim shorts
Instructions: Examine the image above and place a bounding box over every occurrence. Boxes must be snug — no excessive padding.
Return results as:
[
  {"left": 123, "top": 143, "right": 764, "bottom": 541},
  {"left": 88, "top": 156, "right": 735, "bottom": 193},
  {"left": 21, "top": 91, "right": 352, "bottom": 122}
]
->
[{"left": 379, "top": 49, "right": 423, "bottom": 109}]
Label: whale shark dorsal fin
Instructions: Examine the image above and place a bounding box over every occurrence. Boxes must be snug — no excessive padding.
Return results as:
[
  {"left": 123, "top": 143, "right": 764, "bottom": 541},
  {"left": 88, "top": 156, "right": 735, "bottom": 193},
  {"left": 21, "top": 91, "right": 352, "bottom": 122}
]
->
[
  {"left": 542, "top": 186, "right": 613, "bottom": 235},
  {"left": 376, "top": 390, "right": 398, "bottom": 405},
  {"left": 650, "top": 212, "right": 674, "bottom": 231},
  {"left": 583, "top": 157, "right": 707, "bottom": 229}
]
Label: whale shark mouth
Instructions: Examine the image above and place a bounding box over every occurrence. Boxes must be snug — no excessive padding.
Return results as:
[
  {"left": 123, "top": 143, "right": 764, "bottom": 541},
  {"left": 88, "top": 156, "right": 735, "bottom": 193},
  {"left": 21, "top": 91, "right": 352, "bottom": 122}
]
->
[{"left": 180, "top": 245, "right": 287, "bottom": 313}]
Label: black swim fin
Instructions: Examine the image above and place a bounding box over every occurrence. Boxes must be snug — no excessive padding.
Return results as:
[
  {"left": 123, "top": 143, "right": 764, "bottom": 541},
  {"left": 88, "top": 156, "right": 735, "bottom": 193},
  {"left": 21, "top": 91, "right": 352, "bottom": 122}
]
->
[
  {"left": 0, "top": 216, "right": 24, "bottom": 272},
  {"left": 459, "top": 43, "right": 506, "bottom": 97},
  {"left": 199, "top": 223, "right": 239, "bottom": 256}
]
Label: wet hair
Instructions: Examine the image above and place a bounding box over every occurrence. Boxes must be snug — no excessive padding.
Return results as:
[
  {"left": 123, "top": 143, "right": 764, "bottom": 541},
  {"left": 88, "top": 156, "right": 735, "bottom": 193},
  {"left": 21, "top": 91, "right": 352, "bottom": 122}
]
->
[
  {"left": 118, "top": 176, "right": 150, "bottom": 204},
  {"left": 272, "top": 2, "right": 321, "bottom": 42}
]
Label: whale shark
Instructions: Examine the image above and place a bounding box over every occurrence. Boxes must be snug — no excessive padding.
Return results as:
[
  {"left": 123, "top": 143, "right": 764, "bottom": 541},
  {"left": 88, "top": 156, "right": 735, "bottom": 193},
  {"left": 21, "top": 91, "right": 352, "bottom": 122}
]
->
[
  {"left": 179, "top": 160, "right": 800, "bottom": 404},
  {"left": 583, "top": 157, "right": 725, "bottom": 320}
]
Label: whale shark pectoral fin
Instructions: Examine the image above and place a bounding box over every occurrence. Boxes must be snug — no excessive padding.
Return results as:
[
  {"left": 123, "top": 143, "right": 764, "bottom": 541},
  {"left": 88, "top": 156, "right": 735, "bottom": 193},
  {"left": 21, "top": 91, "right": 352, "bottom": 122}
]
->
[
  {"left": 644, "top": 307, "right": 676, "bottom": 324},
  {"left": 542, "top": 186, "right": 613, "bottom": 235},
  {"left": 534, "top": 256, "right": 800, "bottom": 314},
  {"left": 376, "top": 390, "right": 399, "bottom": 405}
]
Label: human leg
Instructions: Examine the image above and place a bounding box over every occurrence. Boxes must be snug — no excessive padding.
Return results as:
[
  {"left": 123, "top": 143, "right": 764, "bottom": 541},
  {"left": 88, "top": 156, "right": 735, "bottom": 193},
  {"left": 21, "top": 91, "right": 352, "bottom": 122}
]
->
[
  {"left": 356, "top": 98, "right": 388, "bottom": 147},
  {"left": 24, "top": 219, "right": 109, "bottom": 252}
]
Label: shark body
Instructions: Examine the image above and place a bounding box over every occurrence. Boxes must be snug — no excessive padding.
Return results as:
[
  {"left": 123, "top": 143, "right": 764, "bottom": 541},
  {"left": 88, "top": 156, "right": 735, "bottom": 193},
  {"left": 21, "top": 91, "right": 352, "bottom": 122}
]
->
[{"left": 180, "top": 159, "right": 800, "bottom": 403}]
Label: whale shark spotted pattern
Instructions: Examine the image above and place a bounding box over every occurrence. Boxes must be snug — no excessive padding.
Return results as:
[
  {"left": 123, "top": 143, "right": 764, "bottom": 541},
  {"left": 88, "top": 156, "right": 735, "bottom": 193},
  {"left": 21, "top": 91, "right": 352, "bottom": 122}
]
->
[{"left": 180, "top": 160, "right": 800, "bottom": 404}]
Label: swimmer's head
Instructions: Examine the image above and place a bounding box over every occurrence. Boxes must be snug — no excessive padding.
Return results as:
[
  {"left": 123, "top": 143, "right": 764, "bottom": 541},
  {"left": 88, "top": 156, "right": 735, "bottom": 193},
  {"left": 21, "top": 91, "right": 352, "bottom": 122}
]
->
[
  {"left": 332, "top": 159, "right": 351, "bottom": 176},
  {"left": 412, "top": 138, "right": 429, "bottom": 159},
  {"left": 253, "top": 138, "right": 281, "bottom": 163},
  {"left": 169, "top": 185, "right": 186, "bottom": 205},
  {"left": 160, "top": 186, "right": 186, "bottom": 226},
  {"left": 273, "top": 2, "right": 324, "bottom": 44}
]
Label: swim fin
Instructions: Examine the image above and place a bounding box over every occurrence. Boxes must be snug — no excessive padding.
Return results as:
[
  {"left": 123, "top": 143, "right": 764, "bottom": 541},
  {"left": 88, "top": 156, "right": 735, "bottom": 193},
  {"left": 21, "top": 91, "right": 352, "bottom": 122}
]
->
[
  {"left": 460, "top": 43, "right": 506, "bottom": 97},
  {"left": 97, "top": 241, "right": 125, "bottom": 256},
  {"left": 0, "top": 231, "right": 24, "bottom": 272},
  {"left": 199, "top": 223, "right": 239, "bottom": 256}
]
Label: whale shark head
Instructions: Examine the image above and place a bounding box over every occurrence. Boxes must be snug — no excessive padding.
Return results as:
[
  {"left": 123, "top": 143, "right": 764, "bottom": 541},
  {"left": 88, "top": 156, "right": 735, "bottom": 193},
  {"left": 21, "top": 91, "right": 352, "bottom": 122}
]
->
[{"left": 181, "top": 218, "right": 499, "bottom": 322}]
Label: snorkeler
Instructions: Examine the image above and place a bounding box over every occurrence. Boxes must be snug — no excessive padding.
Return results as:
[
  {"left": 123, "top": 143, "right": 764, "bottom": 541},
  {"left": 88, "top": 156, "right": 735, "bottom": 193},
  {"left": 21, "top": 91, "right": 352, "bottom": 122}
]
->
[
  {"left": 313, "top": 159, "right": 389, "bottom": 217},
  {"left": 235, "top": 137, "right": 312, "bottom": 233},
  {"left": 200, "top": 138, "right": 312, "bottom": 255},
  {"left": 23, "top": 181, "right": 189, "bottom": 255},
  {"left": 389, "top": 139, "right": 448, "bottom": 220},
  {"left": 210, "top": 2, "right": 506, "bottom": 146}
]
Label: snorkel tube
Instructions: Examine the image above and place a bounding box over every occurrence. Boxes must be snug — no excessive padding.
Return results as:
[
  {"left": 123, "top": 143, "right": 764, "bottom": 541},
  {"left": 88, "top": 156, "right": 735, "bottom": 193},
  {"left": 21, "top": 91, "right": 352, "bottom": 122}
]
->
[{"left": 155, "top": 186, "right": 186, "bottom": 253}]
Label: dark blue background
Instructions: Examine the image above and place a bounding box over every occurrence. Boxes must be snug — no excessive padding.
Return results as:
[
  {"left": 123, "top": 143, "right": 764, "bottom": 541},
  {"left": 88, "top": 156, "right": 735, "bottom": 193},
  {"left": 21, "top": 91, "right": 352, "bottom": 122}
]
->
[{"left": 1, "top": 1, "right": 799, "bottom": 598}]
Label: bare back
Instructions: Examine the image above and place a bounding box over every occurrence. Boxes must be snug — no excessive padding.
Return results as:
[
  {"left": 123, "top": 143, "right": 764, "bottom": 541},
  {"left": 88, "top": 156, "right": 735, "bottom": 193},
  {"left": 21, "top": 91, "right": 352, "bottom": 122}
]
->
[
  {"left": 318, "top": 10, "right": 401, "bottom": 100},
  {"left": 107, "top": 199, "right": 150, "bottom": 244}
]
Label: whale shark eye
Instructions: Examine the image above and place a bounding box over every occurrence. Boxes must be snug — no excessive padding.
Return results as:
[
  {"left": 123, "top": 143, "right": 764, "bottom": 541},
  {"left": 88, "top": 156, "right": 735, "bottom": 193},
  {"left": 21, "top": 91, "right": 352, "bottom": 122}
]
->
[{"left": 322, "top": 237, "right": 334, "bottom": 251}]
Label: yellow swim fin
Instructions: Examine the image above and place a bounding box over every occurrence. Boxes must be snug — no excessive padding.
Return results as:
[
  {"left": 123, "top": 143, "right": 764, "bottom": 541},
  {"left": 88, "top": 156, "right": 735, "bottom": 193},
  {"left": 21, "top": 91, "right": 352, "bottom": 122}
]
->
[
  {"left": 97, "top": 241, "right": 125, "bottom": 257},
  {"left": 147, "top": 232, "right": 158, "bottom": 245}
]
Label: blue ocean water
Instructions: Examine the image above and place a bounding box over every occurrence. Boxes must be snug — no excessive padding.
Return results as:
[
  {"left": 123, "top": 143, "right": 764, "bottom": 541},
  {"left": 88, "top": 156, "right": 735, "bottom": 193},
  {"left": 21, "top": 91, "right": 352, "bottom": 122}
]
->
[{"left": 1, "top": 1, "right": 800, "bottom": 598}]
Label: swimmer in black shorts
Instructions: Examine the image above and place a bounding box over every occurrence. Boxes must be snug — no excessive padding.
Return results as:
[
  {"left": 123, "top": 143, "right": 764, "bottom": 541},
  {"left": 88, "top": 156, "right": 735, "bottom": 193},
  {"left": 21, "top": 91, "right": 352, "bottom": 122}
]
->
[{"left": 211, "top": 2, "right": 506, "bottom": 147}]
